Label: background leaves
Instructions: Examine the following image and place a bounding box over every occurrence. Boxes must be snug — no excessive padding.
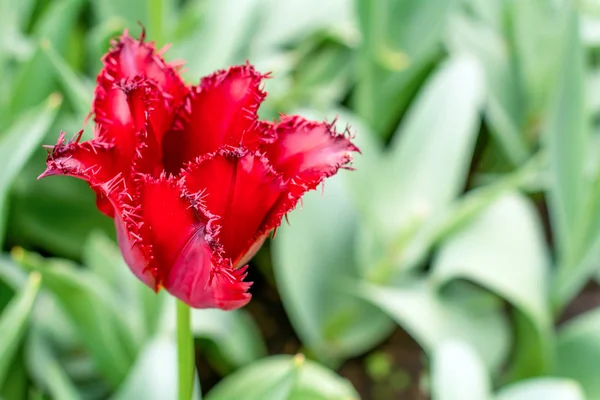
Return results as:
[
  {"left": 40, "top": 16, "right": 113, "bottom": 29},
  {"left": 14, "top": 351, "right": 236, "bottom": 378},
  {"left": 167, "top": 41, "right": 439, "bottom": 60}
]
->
[{"left": 0, "top": 0, "right": 599, "bottom": 399}]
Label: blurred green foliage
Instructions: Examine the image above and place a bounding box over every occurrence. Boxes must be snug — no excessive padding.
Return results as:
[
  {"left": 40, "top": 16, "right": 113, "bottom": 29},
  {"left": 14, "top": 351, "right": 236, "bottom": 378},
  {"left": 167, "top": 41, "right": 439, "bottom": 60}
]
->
[{"left": 1, "top": 0, "right": 600, "bottom": 399}]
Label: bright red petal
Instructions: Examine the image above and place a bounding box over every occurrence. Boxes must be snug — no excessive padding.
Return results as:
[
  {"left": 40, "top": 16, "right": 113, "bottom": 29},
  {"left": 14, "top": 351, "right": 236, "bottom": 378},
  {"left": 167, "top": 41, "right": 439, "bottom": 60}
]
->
[
  {"left": 38, "top": 132, "right": 121, "bottom": 217},
  {"left": 95, "top": 30, "right": 187, "bottom": 120},
  {"left": 181, "top": 148, "right": 285, "bottom": 264},
  {"left": 162, "top": 64, "right": 270, "bottom": 174},
  {"left": 251, "top": 116, "right": 359, "bottom": 237},
  {"left": 121, "top": 175, "right": 251, "bottom": 309},
  {"left": 93, "top": 31, "right": 187, "bottom": 176},
  {"left": 262, "top": 116, "right": 358, "bottom": 186},
  {"left": 164, "top": 233, "right": 252, "bottom": 310}
]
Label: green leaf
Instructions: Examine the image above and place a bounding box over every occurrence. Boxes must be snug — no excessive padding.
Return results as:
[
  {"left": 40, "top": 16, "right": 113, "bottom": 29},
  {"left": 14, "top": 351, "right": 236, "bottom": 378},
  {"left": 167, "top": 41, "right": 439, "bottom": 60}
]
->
[
  {"left": 555, "top": 308, "right": 600, "bottom": 398},
  {"left": 445, "top": 11, "right": 528, "bottom": 165},
  {"left": 7, "top": 0, "right": 84, "bottom": 120},
  {"left": 546, "top": 11, "right": 590, "bottom": 309},
  {"left": 91, "top": 0, "right": 148, "bottom": 30},
  {"left": 355, "top": 0, "right": 456, "bottom": 136},
  {"left": 191, "top": 308, "right": 267, "bottom": 372},
  {"left": 82, "top": 232, "right": 163, "bottom": 342},
  {"left": 27, "top": 327, "right": 81, "bottom": 400},
  {"left": 0, "top": 345, "right": 28, "bottom": 400},
  {"left": 510, "top": 0, "right": 569, "bottom": 119},
  {"left": 379, "top": 55, "right": 483, "bottom": 237},
  {"left": 0, "top": 272, "right": 41, "bottom": 388},
  {"left": 85, "top": 17, "right": 128, "bottom": 74},
  {"left": 431, "top": 193, "right": 553, "bottom": 378},
  {"left": 357, "top": 278, "right": 510, "bottom": 370},
  {"left": 171, "top": 0, "right": 263, "bottom": 80},
  {"left": 496, "top": 378, "right": 585, "bottom": 400},
  {"left": 0, "top": 256, "right": 27, "bottom": 291},
  {"left": 9, "top": 148, "right": 115, "bottom": 259},
  {"left": 252, "top": 0, "right": 352, "bottom": 55},
  {"left": 206, "top": 355, "right": 300, "bottom": 400},
  {"left": 14, "top": 249, "right": 138, "bottom": 388},
  {"left": 113, "top": 336, "right": 202, "bottom": 400},
  {"left": 354, "top": 0, "right": 388, "bottom": 128},
  {"left": 431, "top": 341, "right": 492, "bottom": 400},
  {"left": 288, "top": 359, "right": 359, "bottom": 400},
  {"left": 357, "top": 55, "right": 484, "bottom": 282},
  {"left": 273, "top": 175, "right": 393, "bottom": 364},
  {"left": 41, "top": 41, "right": 92, "bottom": 117},
  {"left": 0, "top": 0, "right": 35, "bottom": 33},
  {"left": 206, "top": 355, "right": 357, "bottom": 400},
  {"left": 0, "top": 94, "right": 61, "bottom": 247}
]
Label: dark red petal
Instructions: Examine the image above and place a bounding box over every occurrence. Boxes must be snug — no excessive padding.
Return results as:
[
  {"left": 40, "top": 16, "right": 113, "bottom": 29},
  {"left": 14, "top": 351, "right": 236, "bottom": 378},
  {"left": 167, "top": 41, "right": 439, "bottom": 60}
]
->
[
  {"left": 93, "top": 31, "right": 187, "bottom": 173},
  {"left": 254, "top": 117, "right": 360, "bottom": 239},
  {"left": 262, "top": 116, "right": 359, "bottom": 186},
  {"left": 95, "top": 31, "right": 187, "bottom": 120},
  {"left": 125, "top": 175, "right": 251, "bottom": 309},
  {"left": 164, "top": 233, "right": 252, "bottom": 310},
  {"left": 162, "top": 64, "right": 269, "bottom": 174},
  {"left": 115, "top": 213, "right": 156, "bottom": 288},
  {"left": 95, "top": 78, "right": 173, "bottom": 179},
  {"left": 38, "top": 132, "right": 120, "bottom": 217},
  {"left": 181, "top": 148, "right": 285, "bottom": 264}
]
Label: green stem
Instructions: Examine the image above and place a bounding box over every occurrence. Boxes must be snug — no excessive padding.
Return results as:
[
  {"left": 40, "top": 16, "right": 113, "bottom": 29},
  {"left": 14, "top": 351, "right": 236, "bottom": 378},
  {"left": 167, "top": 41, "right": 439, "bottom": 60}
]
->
[{"left": 177, "top": 300, "right": 194, "bottom": 400}]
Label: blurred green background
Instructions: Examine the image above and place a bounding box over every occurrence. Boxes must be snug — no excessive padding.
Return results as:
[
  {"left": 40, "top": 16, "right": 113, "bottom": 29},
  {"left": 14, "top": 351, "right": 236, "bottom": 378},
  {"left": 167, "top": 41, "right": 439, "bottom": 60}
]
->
[{"left": 1, "top": 0, "right": 599, "bottom": 399}]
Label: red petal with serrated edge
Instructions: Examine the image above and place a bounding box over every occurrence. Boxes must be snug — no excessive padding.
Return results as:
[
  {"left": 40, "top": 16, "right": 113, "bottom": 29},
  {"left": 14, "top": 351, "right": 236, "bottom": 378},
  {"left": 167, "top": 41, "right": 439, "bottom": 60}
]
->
[
  {"left": 38, "top": 132, "right": 120, "bottom": 217},
  {"left": 120, "top": 78, "right": 169, "bottom": 177},
  {"left": 95, "top": 30, "right": 187, "bottom": 124},
  {"left": 94, "top": 31, "right": 187, "bottom": 176},
  {"left": 164, "top": 232, "right": 252, "bottom": 310},
  {"left": 181, "top": 148, "right": 285, "bottom": 265},
  {"left": 254, "top": 116, "right": 360, "bottom": 236},
  {"left": 120, "top": 175, "right": 251, "bottom": 309},
  {"left": 262, "top": 116, "right": 359, "bottom": 186},
  {"left": 162, "top": 64, "right": 269, "bottom": 174}
]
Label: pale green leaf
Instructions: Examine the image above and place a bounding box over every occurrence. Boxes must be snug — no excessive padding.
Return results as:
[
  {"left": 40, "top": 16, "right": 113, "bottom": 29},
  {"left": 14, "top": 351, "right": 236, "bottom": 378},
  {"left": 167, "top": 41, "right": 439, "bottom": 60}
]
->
[
  {"left": 0, "top": 95, "right": 61, "bottom": 247},
  {"left": 113, "top": 336, "right": 202, "bottom": 400},
  {"left": 547, "top": 11, "right": 590, "bottom": 309},
  {"left": 379, "top": 55, "right": 484, "bottom": 239},
  {"left": 0, "top": 273, "right": 41, "bottom": 387},
  {"left": 496, "top": 378, "right": 585, "bottom": 400},
  {"left": 431, "top": 341, "right": 492, "bottom": 400},
  {"left": 555, "top": 308, "right": 600, "bottom": 398},
  {"left": 445, "top": 11, "right": 528, "bottom": 164},
  {"left": 206, "top": 356, "right": 300, "bottom": 400},
  {"left": 15, "top": 250, "right": 138, "bottom": 387},
  {"left": 431, "top": 193, "right": 552, "bottom": 377},
  {"left": 357, "top": 279, "right": 510, "bottom": 370},
  {"left": 273, "top": 175, "right": 393, "bottom": 364}
]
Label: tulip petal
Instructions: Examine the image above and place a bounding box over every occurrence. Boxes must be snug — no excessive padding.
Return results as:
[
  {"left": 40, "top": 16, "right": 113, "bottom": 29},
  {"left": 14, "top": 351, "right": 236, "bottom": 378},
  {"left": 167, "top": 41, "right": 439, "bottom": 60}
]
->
[
  {"left": 124, "top": 175, "right": 251, "bottom": 309},
  {"left": 256, "top": 116, "right": 359, "bottom": 236},
  {"left": 94, "top": 31, "right": 187, "bottom": 174},
  {"left": 263, "top": 116, "right": 358, "bottom": 186},
  {"left": 162, "top": 64, "right": 271, "bottom": 173},
  {"left": 95, "top": 30, "right": 186, "bottom": 122},
  {"left": 181, "top": 148, "right": 285, "bottom": 264},
  {"left": 39, "top": 131, "right": 121, "bottom": 216},
  {"left": 164, "top": 231, "right": 252, "bottom": 310}
]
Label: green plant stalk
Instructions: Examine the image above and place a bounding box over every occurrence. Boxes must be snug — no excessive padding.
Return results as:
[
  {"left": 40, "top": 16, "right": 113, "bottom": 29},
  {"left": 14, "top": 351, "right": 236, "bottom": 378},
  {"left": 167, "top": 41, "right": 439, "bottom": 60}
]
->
[{"left": 177, "top": 300, "right": 194, "bottom": 400}]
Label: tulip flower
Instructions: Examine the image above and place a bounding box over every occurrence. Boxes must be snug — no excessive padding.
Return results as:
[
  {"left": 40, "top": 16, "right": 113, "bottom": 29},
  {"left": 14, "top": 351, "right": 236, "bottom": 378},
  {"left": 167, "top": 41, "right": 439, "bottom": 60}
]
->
[{"left": 40, "top": 31, "right": 358, "bottom": 310}]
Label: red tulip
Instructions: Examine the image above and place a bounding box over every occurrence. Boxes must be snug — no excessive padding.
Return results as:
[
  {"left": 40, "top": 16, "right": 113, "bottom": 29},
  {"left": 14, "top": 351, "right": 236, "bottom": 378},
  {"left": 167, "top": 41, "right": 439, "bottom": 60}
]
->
[{"left": 39, "top": 31, "right": 359, "bottom": 310}]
